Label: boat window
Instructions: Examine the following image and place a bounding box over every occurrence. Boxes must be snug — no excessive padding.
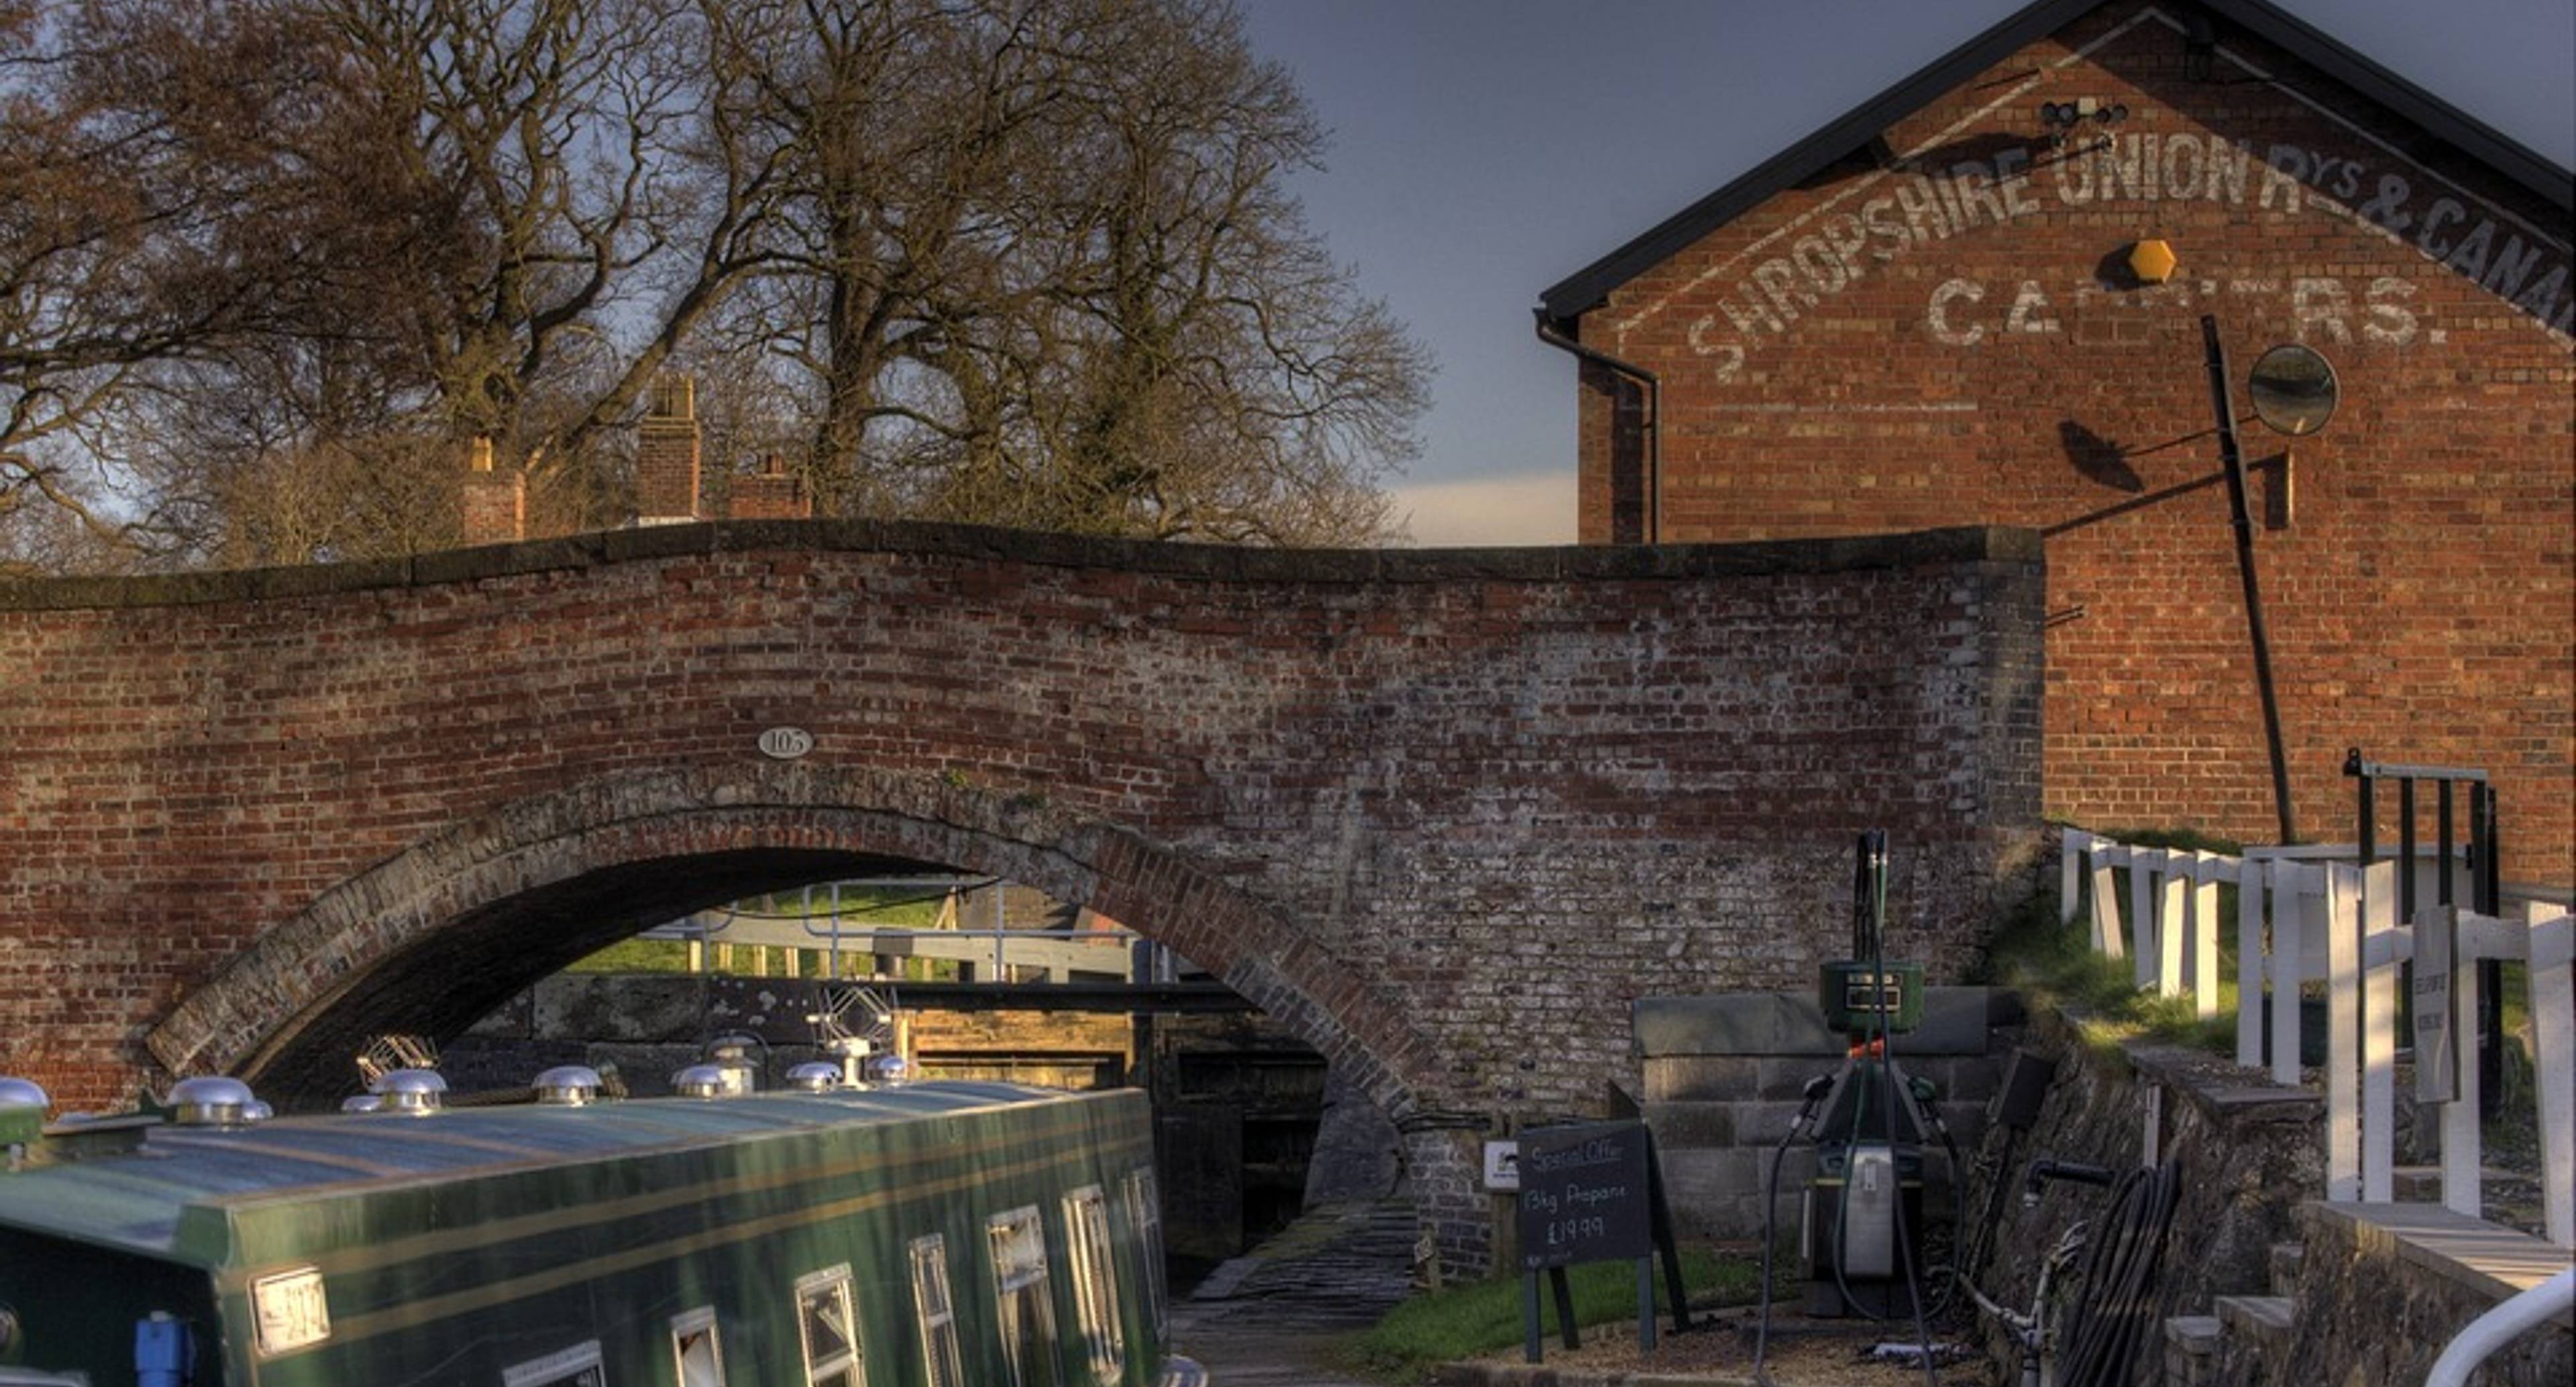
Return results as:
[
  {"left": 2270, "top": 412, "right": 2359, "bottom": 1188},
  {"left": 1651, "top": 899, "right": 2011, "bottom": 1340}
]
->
[
  {"left": 1126, "top": 1165, "right": 1169, "bottom": 1339},
  {"left": 908, "top": 1233, "right": 965, "bottom": 1387},
  {"left": 1063, "top": 1186, "right": 1125, "bottom": 1383},
  {"left": 794, "top": 1263, "right": 865, "bottom": 1387},
  {"left": 672, "top": 1307, "right": 725, "bottom": 1387},
  {"left": 500, "top": 1339, "right": 605, "bottom": 1387},
  {"left": 987, "top": 1205, "right": 1061, "bottom": 1387}
]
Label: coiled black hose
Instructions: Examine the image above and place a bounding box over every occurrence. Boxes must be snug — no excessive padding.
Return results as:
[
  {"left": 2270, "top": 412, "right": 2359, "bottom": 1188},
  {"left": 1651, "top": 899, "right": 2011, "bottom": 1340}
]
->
[{"left": 2053, "top": 1158, "right": 2184, "bottom": 1387}]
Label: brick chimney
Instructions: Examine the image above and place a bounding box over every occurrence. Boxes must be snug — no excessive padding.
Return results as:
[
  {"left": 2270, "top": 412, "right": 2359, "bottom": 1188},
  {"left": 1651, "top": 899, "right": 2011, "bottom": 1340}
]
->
[
  {"left": 727, "top": 453, "right": 812, "bottom": 520},
  {"left": 635, "top": 375, "right": 702, "bottom": 524},
  {"left": 459, "top": 436, "right": 525, "bottom": 545}
]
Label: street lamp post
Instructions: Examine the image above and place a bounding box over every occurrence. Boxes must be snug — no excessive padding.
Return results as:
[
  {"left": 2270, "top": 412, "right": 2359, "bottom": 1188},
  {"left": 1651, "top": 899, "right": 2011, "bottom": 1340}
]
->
[
  {"left": 2200, "top": 315, "right": 2341, "bottom": 846},
  {"left": 2201, "top": 315, "right": 2299, "bottom": 846}
]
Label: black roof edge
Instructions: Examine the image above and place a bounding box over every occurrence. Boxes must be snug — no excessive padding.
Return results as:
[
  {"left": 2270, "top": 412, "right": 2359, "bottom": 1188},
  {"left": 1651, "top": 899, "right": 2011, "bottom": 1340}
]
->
[
  {"left": 2209, "top": 0, "right": 2573, "bottom": 216},
  {"left": 1536, "top": 0, "right": 2102, "bottom": 323},
  {"left": 1538, "top": 0, "right": 2575, "bottom": 325}
]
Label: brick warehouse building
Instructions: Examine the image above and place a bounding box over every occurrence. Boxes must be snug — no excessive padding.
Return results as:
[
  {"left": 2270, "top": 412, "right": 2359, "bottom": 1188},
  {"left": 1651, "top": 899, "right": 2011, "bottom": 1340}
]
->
[{"left": 1539, "top": 0, "right": 2573, "bottom": 881}]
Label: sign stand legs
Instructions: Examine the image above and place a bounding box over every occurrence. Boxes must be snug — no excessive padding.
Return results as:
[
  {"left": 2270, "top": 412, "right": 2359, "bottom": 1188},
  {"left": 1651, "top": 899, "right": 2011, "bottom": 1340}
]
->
[
  {"left": 1522, "top": 1269, "right": 1581, "bottom": 1362},
  {"left": 1635, "top": 1258, "right": 1657, "bottom": 1351},
  {"left": 1647, "top": 1137, "right": 1694, "bottom": 1334}
]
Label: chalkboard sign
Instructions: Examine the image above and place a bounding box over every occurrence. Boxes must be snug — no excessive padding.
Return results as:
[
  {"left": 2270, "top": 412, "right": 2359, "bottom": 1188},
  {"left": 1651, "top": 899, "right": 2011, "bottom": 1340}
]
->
[{"left": 1516, "top": 1121, "right": 1652, "bottom": 1270}]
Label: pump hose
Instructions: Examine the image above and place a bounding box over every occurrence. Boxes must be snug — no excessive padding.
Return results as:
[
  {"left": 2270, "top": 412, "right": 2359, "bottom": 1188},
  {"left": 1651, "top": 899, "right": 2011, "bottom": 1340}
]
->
[
  {"left": 2052, "top": 1158, "right": 2184, "bottom": 1387},
  {"left": 1750, "top": 1117, "right": 1802, "bottom": 1384}
]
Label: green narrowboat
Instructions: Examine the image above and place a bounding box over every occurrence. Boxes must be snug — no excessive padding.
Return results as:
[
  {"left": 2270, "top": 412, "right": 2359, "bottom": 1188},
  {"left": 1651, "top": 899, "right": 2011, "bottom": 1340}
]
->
[{"left": 0, "top": 1078, "right": 1201, "bottom": 1387}]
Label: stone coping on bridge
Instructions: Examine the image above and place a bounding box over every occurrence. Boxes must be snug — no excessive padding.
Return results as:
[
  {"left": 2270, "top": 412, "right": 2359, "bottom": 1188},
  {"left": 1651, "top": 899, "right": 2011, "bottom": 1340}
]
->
[
  {"left": 1632, "top": 987, "right": 2021, "bottom": 1058},
  {"left": 0, "top": 519, "right": 2043, "bottom": 610}
]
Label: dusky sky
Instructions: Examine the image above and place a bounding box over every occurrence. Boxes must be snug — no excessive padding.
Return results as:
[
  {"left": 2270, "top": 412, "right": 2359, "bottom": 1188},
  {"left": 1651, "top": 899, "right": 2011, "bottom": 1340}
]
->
[{"left": 1233, "top": 0, "right": 2576, "bottom": 545}]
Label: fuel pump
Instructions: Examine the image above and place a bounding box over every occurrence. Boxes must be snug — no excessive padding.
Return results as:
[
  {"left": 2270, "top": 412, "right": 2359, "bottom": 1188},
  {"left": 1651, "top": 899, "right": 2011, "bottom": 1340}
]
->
[{"left": 1799, "top": 830, "right": 1947, "bottom": 1319}]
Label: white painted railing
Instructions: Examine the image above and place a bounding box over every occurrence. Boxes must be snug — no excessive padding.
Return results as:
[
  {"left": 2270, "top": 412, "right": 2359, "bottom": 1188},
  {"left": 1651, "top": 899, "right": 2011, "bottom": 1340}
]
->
[
  {"left": 2057, "top": 830, "right": 2574, "bottom": 1248},
  {"left": 2426, "top": 1265, "right": 2576, "bottom": 1387}
]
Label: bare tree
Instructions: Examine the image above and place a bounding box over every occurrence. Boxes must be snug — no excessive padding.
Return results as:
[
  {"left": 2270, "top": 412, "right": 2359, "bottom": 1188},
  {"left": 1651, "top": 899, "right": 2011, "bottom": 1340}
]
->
[
  {"left": 3, "top": 0, "right": 1421, "bottom": 569},
  {"left": 60, "top": 0, "right": 801, "bottom": 565},
  {"left": 270, "top": 0, "right": 792, "bottom": 468},
  {"left": 989, "top": 0, "right": 1424, "bottom": 543},
  {"left": 0, "top": 0, "right": 304, "bottom": 561},
  {"left": 709, "top": 0, "right": 1426, "bottom": 543},
  {"left": 695, "top": 0, "right": 1051, "bottom": 516}
]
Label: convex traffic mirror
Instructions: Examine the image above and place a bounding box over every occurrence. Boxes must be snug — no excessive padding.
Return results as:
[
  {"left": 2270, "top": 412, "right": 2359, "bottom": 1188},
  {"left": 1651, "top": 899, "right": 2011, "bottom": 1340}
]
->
[{"left": 2247, "top": 343, "right": 2339, "bottom": 436}]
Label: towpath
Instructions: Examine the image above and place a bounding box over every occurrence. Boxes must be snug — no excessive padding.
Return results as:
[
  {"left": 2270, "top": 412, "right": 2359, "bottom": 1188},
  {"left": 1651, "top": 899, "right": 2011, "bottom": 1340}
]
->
[{"left": 1167, "top": 1199, "right": 1414, "bottom": 1386}]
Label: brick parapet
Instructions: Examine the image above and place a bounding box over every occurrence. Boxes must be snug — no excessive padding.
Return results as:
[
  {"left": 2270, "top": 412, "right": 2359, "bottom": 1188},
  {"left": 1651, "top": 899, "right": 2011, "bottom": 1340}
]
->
[{"left": 1, "top": 526, "right": 2045, "bottom": 1268}]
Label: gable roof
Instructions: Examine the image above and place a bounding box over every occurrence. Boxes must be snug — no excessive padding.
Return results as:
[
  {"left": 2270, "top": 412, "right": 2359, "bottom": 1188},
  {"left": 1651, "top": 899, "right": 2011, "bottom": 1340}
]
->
[{"left": 1538, "top": 0, "right": 2576, "bottom": 324}]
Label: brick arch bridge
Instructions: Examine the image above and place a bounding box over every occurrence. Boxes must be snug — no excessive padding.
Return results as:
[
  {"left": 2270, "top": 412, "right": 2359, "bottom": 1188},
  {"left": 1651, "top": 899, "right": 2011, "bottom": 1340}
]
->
[
  {"left": 148, "top": 763, "right": 1431, "bottom": 1119},
  {"left": 1, "top": 520, "right": 2045, "bottom": 1266}
]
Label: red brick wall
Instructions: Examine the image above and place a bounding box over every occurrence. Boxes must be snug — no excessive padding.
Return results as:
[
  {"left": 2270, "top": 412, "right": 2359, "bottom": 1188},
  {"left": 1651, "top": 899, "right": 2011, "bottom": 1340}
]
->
[
  {"left": 459, "top": 463, "right": 526, "bottom": 547},
  {"left": 724, "top": 456, "right": 812, "bottom": 521},
  {"left": 634, "top": 378, "right": 702, "bottom": 523},
  {"left": 0, "top": 523, "right": 2042, "bottom": 1139},
  {"left": 1567, "top": 1, "right": 2573, "bottom": 881}
]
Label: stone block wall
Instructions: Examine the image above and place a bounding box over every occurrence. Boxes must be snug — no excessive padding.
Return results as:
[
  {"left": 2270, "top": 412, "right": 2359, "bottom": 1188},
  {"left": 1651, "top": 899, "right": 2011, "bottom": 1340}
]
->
[
  {"left": 1635, "top": 988, "right": 2020, "bottom": 1243},
  {"left": 2272, "top": 1203, "right": 2572, "bottom": 1387},
  {"left": 1956, "top": 1007, "right": 2320, "bottom": 1380}
]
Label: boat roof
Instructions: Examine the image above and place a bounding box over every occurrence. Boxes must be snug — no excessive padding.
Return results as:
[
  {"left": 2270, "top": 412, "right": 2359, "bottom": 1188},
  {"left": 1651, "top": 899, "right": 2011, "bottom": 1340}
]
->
[{"left": 0, "top": 1080, "right": 1091, "bottom": 1266}]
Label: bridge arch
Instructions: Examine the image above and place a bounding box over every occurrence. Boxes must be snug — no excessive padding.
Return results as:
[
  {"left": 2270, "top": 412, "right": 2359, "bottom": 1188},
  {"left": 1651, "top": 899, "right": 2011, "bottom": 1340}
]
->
[
  {"left": 13, "top": 520, "right": 2045, "bottom": 1274},
  {"left": 147, "top": 761, "right": 1434, "bottom": 1121}
]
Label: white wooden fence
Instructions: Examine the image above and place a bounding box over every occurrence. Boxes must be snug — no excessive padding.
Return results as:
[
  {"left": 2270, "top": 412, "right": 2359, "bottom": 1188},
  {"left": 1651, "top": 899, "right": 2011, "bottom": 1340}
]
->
[{"left": 2057, "top": 830, "right": 2574, "bottom": 1248}]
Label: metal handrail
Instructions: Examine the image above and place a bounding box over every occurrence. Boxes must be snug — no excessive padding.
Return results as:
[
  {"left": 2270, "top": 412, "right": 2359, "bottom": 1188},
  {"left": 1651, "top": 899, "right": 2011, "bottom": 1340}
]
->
[{"left": 2423, "top": 1266, "right": 2573, "bottom": 1387}]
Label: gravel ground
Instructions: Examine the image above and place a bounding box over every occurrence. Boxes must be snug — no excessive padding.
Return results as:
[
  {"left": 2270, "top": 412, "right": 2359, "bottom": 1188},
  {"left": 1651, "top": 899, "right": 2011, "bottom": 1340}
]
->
[{"left": 1458, "top": 1305, "right": 1998, "bottom": 1386}]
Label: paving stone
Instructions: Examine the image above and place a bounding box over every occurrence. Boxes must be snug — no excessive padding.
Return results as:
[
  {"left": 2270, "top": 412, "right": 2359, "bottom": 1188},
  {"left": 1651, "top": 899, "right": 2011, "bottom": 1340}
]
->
[{"left": 2214, "top": 1294, "right": 2294, "bottom": 1338}]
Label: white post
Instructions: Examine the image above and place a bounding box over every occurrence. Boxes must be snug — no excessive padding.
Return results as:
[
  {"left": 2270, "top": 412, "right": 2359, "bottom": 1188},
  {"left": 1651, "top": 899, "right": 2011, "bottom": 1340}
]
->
[
  {"left": 2130, "top": 846, "right": 2155, "bottom": 988},
  {"left": 2362, "top": 861, "right": 2398, "bottom": 1204},
  {"left": 2271, "top": 861, "right": 2306, "bottom": 1087},
  {"left": 2326, "top": 862, "right": 2361, "bottom": 1201},
  {"left": 2090, "top": 841, "right": 2125, "bottom": 961},
  {"left": 2526, "top": 903, "right": 2575, "bottom": 1248},
  {"left": 2061, "top": 830, "right": 2088, "bottom": 927},
  {"left": 2190, "top": 851, "right": 2222, "bottom": 1018},
  {"left": 2442, "top": 907, "right": 2486, "bottom": 1219},
  {"left": 2238, "top": 856, "right": 2266, "bottom": 1068},
  {"left": 2157, "top": 855, "right": 2188, "bottom": 1001}
]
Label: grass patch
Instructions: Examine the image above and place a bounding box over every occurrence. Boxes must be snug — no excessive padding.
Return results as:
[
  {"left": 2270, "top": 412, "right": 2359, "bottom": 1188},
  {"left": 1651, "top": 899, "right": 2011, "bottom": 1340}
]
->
[
  {"left": 1980, "top": 826, "right": 2244, "bottom": 1056},
  {"left": 1336, "top": 1249, "right": 1765, "bottom": 1383},
  {"left": 2008, "top": 829, "right": 2551, "bottom": 1098},
  {"left": 566, "top": 936, "right": 692, "bottom": 974}
]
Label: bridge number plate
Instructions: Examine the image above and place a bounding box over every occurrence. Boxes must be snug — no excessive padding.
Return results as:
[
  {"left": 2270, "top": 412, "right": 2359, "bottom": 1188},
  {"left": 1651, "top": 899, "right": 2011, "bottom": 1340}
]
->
[
  {"left": 757, "top": 726, "right": 815, "bottom": 761},
  {"left": 252, "top": 1266, "right": 330, "bottom": 1356}
]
